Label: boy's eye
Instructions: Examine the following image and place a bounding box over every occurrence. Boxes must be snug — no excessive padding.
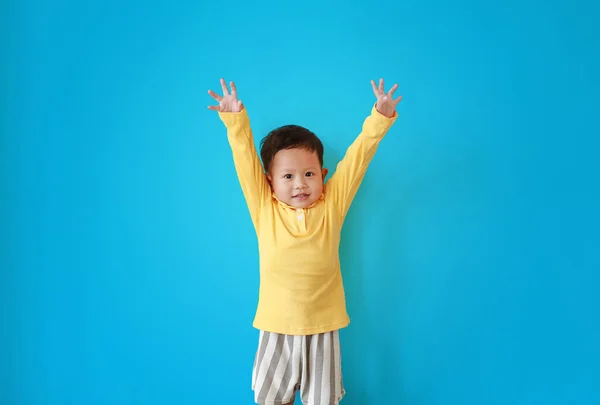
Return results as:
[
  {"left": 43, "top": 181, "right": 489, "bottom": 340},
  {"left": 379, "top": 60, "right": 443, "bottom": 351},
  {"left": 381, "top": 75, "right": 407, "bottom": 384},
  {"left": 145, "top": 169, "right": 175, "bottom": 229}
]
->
[
  {"left": 306, "top": 172, "right": 314, "bottom": 177},
  {"left": 284, "top": 174, "right": 292, "bottom": 179}
]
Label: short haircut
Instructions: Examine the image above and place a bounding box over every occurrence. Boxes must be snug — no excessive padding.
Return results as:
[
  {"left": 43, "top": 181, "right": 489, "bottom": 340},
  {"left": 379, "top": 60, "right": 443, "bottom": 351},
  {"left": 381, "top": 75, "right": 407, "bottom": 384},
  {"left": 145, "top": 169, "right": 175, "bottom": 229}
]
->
[{"left": 259, "top": 125, "right": 324, "bottom": 173}]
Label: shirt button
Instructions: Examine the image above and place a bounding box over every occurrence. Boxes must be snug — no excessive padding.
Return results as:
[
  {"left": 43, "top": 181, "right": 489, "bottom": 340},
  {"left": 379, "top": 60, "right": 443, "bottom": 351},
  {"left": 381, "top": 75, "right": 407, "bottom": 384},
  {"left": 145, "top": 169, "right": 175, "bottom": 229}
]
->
[
  {"left": 296, "top": 209, "right": 302, "bottom": 213},
  {"left": 298, "top": 215, "right": 304, "bottom": 221}
]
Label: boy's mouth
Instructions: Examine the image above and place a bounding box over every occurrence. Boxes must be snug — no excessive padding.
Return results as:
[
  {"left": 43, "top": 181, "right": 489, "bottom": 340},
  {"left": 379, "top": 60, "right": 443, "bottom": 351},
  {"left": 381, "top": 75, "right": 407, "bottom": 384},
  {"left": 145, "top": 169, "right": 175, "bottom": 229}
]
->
[{"left": 293, "top": 193, "right": 310, "bottom": 200}]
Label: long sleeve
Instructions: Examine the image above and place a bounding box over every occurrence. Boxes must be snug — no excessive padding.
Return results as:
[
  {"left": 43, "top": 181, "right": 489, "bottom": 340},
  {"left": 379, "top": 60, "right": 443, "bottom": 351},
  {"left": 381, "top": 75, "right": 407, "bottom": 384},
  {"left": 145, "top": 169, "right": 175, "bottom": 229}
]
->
[
  {"left": 325, "top": 104, "right": 397, "bottom": 219},
  {"left": 219, "top": 108, "right": 271, "bottom": 231}
]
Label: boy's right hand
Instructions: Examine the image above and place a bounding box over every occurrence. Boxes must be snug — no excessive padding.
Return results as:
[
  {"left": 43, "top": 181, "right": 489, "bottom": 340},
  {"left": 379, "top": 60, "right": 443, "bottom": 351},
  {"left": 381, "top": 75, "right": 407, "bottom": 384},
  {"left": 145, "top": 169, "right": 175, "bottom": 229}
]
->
[{"left": 207, "top": 78, "right": 244, "bottom": 113}]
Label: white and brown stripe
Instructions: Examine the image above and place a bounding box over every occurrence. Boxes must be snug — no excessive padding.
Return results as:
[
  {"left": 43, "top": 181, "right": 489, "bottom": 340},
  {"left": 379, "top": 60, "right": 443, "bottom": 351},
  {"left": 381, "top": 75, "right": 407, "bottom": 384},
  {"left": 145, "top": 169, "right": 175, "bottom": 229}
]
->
[{"left": 252, "top": 330, "right": 345, "bottom": 405}]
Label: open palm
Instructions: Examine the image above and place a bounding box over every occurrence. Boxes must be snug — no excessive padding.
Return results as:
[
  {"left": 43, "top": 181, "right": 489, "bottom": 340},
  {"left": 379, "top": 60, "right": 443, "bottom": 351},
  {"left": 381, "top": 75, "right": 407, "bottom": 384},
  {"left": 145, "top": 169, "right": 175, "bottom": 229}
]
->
[
  {"left": 371, "top": 78, "right": 402, "bottom": 118},
  {"left": 207, "top": 78, "right": 243, "bottom": 113}
]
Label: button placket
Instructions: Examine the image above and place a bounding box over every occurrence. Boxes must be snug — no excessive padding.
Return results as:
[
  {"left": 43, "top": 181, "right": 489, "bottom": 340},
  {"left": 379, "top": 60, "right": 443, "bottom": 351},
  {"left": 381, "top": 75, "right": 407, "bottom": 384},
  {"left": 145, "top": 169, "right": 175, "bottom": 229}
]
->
[{"left": 294, "top": 208, "right": 306, "bottom": 232}]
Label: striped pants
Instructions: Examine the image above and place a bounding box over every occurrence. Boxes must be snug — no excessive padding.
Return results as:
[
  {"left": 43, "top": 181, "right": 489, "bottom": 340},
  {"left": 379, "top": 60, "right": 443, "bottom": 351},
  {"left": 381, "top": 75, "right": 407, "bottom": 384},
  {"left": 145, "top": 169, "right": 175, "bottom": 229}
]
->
[{"left": 252, "top": 330, "right": 345, "bottom": 405}]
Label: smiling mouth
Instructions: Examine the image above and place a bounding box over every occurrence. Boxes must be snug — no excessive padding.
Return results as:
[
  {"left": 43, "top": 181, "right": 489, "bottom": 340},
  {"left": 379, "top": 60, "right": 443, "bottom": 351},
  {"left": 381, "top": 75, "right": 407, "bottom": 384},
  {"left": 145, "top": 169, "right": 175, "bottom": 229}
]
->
[{"left": 293, "top": 193, "right": 310, "bottom": 199}]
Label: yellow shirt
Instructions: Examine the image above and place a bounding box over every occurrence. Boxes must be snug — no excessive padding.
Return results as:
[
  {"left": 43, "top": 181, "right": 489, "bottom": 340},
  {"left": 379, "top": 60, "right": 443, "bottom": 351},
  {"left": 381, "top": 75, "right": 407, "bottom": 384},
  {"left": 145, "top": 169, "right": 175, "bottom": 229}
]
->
[{"left": 219, "top": 105, "right": 397, "bottom": 335}]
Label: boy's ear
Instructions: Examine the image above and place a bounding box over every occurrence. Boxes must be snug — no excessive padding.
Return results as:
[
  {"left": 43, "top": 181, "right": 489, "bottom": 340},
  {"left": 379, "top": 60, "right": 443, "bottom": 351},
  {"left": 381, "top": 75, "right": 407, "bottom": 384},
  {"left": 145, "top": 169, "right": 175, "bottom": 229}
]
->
[
  {"left": 266, "top": 173, "right": 272, "bottom": 183},
  {"left": 322, "top": 168, "right": 329, "bottom": 179}
]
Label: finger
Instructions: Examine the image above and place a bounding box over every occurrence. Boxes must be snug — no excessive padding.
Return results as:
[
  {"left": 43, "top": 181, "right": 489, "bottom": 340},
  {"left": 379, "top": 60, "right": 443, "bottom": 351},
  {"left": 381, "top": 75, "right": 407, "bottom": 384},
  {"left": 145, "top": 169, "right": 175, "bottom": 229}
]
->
[
  {"left": 207, "top": 105, "right": 220, "bottom": 110},
  {"left": 208, "top": 89, "right": 223, "bottom": 102},
  {"left": 371, "top": 80, "right": 379, "bottom": 96},
  {"left": 220, "top": 78, "right": 229, "bottom": 95},
  {"left": 393, "top": 95, "right": 403, "bottom": 105},
  {"left": 230, "top": 81, "right": 237, "bottom": 99},
  {"left": 379, "top": 78, "right": 384, "bottom": 93},
  {"left": 387, "top": 83, "right": 399, "bottom": 96}
]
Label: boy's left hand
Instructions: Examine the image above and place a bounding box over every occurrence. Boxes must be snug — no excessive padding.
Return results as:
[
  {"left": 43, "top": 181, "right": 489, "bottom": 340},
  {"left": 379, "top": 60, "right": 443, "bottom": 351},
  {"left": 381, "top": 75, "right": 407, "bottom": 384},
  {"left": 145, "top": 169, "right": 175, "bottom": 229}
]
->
[{"left": 371, "top": 78, "right": 402, "bottom": 118}]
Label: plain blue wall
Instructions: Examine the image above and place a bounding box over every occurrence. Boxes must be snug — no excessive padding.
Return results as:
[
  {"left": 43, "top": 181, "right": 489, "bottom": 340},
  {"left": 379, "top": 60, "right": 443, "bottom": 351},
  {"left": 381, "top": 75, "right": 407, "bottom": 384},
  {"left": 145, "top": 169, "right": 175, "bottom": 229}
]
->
[{"left": 2, "top": 0, "right": 599, "bottom": 404}]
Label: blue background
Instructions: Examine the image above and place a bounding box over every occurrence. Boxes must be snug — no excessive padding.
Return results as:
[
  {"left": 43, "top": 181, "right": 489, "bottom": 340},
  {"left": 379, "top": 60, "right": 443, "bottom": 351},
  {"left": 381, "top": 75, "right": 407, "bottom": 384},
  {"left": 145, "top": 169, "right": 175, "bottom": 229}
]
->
[{"left": 2, "top": 0, "right": 599, "bottom": 404}]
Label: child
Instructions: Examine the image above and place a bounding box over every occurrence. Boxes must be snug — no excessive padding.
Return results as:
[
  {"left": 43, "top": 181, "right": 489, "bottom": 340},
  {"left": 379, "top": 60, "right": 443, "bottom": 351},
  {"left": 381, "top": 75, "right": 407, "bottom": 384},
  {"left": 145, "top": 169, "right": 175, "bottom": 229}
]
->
[{"left": 208, "top": 78, "right": 401, "bottom": 405}]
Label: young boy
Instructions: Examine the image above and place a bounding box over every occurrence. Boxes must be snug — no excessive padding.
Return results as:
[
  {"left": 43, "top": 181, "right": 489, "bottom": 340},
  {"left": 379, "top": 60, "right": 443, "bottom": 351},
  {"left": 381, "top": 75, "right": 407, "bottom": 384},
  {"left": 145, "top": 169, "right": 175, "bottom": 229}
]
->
[{"left": 207, "top": 78, "right": 401, "bottom": 405}]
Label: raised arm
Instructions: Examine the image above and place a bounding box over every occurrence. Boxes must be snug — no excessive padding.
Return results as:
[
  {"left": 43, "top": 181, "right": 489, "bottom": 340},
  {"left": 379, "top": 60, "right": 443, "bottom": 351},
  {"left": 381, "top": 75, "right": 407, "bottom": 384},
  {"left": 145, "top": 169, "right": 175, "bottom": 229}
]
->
[
  {"left": 326, "top": 78, "right": 402, "bottom": 219},
  {"left": 208, "top": 78, "right": 270, "bottom": 231}
]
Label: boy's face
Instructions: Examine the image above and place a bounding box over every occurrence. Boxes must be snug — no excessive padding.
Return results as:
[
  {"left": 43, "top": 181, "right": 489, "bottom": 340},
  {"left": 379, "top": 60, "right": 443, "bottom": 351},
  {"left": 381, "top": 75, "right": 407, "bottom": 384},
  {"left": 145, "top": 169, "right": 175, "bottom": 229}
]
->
[{"left": 267, "top": 148, "right": 328, "bottom": 209}]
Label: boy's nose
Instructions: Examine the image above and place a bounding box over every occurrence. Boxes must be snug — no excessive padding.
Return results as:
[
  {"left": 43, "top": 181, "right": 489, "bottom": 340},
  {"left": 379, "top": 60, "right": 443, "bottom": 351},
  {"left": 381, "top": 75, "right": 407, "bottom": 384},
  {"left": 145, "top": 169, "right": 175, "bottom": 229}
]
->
[{"left": 294, "top": 179, "right": 307, "bottom": 188}]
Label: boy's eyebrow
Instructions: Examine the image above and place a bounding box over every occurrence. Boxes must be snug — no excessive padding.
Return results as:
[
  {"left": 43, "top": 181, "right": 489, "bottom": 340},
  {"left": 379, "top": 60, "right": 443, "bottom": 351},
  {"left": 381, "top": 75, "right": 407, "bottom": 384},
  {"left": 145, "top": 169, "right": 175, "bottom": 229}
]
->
[{"left": 280, "top": 166, "right": 319, "bottom": 172}]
